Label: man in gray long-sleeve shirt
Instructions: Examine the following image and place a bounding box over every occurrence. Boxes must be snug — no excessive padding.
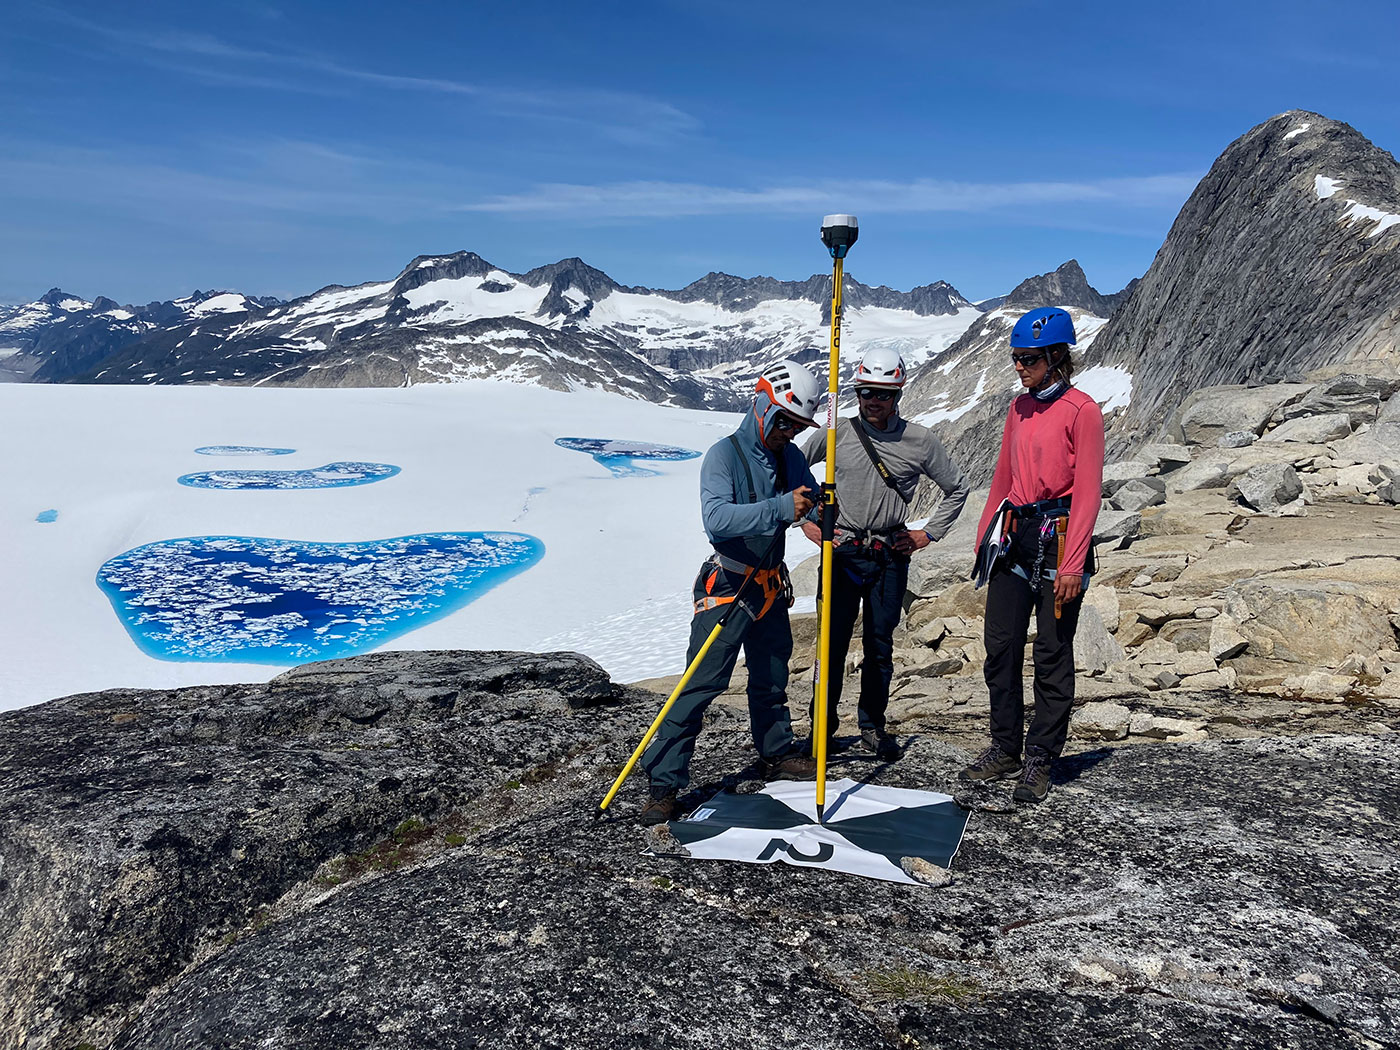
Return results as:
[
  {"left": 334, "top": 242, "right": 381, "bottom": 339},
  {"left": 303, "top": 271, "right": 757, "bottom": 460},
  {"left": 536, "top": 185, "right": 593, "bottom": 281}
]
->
[{"left": 801, "top": 347, "right": 970, "bottom": 759}]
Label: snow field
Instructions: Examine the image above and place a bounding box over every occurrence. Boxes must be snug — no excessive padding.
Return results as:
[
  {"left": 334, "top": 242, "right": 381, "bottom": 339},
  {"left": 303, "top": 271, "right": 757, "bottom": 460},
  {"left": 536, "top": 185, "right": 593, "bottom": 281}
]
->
[{"left": 0, "top": 382, "right": 741, "bottom": 710}]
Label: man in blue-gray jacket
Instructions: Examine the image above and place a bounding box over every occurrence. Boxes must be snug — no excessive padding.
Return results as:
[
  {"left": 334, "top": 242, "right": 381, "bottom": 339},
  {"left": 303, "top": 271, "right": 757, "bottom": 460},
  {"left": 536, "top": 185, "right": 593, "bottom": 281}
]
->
[{"left": 640, "top": 359, "right": 825, "bottom": 825}]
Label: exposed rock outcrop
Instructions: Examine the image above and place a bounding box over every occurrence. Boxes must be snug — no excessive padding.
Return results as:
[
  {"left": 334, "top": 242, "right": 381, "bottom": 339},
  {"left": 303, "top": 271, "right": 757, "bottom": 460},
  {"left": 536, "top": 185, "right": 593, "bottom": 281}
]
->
[
  {"left": 3, "top": 649, "right": 1398, "bottom": 1050},
  {"left": 1094, "top": 110, "right": 1400, "bottom": 455}
]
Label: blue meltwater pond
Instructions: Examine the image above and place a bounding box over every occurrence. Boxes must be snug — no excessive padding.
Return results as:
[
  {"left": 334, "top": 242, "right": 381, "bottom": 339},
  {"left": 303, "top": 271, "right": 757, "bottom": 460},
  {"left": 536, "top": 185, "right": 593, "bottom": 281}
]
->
[
  {"left": 194, "top": 446, "right": 297, "bottom": 456},
  {"left": 554, "top": 437, "right": 700, "bottom": 478},
  {"left": 178, "top": 461, "right": 400, "bottom": 490},
  {"left": 96, "top": 532, "right": 544, "bottom": 663}
]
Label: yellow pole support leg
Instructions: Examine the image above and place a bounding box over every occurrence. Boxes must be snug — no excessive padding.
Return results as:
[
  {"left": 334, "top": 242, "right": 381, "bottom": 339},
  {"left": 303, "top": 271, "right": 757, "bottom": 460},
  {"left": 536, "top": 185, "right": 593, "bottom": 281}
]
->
[
  {"left": 597, "top": 527, "right": 786, "bottom": 816},
  {"left": 597, "top": 619, "right": 726, "bottom": 814}
]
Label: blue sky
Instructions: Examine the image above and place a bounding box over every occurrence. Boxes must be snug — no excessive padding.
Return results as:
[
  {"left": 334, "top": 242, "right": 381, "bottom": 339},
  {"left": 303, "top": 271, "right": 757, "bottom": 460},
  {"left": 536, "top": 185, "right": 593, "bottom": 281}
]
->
[{"left": 3, "top": 1, "right": 1398, "bottom": 305}]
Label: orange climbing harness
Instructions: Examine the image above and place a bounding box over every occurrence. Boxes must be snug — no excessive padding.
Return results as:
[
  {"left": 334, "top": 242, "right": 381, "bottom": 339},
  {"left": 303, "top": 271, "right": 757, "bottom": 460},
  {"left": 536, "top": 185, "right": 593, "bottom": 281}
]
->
[{"left": 692, "top": 553, "right": 792, "bottom": 621}]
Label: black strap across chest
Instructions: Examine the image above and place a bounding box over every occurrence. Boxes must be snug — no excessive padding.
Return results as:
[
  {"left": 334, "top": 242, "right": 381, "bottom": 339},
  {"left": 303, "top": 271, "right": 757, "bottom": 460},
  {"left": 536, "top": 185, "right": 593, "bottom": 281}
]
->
[{"left": 852, "top": 419, "right": 905, "bottom": 500}]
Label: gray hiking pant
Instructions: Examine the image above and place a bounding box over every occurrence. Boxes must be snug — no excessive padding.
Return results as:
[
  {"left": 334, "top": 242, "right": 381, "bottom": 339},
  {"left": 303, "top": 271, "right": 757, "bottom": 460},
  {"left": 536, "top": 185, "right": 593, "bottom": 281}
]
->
[{"left": 642, "top": 585, "right": 797, "bottom": 794}]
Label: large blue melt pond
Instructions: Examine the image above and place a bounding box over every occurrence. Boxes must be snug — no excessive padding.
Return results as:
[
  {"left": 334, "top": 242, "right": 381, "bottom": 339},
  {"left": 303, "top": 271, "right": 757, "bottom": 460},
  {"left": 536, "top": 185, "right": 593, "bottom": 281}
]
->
[{"left": 97, "top": 532, "right": 544, "bottom": 663}]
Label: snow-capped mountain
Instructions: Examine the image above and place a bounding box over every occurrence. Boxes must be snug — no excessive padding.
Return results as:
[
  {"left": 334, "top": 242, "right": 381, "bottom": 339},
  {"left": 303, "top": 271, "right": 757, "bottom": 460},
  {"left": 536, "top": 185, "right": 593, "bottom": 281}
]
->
[
  {"left": 0, "top": 288, "right": 283, "bottom": 383},
  {"left": 3, "top": 254, "right": 981, "bottom": 410}
]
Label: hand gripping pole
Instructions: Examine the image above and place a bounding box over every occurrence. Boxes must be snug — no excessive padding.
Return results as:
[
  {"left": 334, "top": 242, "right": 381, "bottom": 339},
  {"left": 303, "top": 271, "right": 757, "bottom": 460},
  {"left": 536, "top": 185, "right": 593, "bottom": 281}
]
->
[{"left": 597, "top": 528, "right": 787, "bottom": 815}]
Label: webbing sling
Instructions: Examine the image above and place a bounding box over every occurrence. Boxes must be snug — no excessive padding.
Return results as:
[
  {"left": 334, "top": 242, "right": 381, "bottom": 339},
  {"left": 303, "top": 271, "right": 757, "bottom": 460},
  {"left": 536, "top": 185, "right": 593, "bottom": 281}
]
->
[
  {"left": 727, "top": 434, "right": 756, "bottom": 504},
  {"left": 851, "top": 418, "right": 905, "bottom": 499}
]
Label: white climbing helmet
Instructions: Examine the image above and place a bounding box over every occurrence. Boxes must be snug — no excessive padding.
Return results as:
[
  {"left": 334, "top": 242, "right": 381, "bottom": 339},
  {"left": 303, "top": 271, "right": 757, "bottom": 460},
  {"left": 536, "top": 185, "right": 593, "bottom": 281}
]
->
[
  {"left": 852, "top": 347, "right": 906, "bottom": 389},
  {"left": 755, "top": 359, "right": 823, "bottom": 426}
]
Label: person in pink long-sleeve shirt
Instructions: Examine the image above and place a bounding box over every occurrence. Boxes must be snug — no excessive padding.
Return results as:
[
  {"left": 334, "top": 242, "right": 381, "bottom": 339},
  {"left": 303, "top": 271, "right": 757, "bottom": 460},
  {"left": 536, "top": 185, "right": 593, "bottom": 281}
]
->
[{"left": 960, "top": 307, "right": 1105, "bottom": 805}]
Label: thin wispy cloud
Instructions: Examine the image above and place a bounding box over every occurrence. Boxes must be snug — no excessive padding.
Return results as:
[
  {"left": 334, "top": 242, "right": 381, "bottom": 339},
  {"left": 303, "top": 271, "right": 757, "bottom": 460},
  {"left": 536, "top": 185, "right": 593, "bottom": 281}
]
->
[
  {"left": 458, "top": 174, "right": 1203, "bottom": 218},
  {"left": 40, "top": 9, "right": 699, "bottom": 144}
]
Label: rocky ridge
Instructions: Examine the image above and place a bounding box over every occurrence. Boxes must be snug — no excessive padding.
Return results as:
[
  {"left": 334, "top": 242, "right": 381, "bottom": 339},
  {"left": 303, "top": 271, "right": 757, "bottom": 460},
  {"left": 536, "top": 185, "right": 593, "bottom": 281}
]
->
[{"left": 1092, "top": 110, "right": 1400, "bottom": 456}]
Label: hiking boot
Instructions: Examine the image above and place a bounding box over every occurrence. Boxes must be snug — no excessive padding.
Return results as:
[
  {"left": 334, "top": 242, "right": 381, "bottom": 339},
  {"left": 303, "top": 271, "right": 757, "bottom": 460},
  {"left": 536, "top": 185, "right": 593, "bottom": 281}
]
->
[
  {"left": 958, "top": 744, "right": 1023, "bottom": 782},
  {"left": 761, "top": 750, "right": 817, "bottom": 781},
  {"left": 640, "top": 790, "right": 679, "bottom": 826},
  {"left": 1013, "top": 749, "right": 1052, "bottom": 804},
  {"left": 861, "top": 727, "right": 902, "bottom": 761}
]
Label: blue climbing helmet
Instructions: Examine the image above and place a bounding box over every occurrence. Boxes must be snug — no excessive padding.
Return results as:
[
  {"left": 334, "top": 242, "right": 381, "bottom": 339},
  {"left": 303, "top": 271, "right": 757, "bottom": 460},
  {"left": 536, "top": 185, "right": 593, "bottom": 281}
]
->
[{"left": 1009, "top": 307, "right": 1077, "bottom": 349}]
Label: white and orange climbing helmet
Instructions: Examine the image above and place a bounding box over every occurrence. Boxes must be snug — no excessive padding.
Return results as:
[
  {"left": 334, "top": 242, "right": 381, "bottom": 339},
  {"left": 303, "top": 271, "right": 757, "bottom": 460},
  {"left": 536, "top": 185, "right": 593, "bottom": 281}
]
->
[
  {"left": 851, "top": 347, "right": 906, "bottom": 389},
  {"left": 755, "top": 359, "right": 823, "bottom": 427}
]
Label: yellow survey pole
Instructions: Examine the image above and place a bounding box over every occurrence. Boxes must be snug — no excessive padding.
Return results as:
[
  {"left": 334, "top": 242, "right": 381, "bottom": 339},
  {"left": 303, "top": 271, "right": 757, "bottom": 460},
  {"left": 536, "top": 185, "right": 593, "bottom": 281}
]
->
[{"left": 813, "top": 215, "right": 858, "bottom": 825}]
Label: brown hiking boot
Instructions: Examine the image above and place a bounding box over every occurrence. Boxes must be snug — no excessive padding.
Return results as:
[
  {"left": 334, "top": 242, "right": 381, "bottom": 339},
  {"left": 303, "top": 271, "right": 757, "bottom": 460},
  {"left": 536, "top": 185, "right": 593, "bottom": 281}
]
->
[
  {"left": 1013, "top": 748, "right": 1052, "bottom": 804},
  {"left": 761, "top": 751, "right": 817, "bottom": 781},
  {"left": 958, "top": 743, "right": 1023, "bottom": 782},
  {"left": 640, "top": 790, "right": 678, "bottom": 826},
  {"left": 861, "top": 728, "right": 902, "bottom": 761}
]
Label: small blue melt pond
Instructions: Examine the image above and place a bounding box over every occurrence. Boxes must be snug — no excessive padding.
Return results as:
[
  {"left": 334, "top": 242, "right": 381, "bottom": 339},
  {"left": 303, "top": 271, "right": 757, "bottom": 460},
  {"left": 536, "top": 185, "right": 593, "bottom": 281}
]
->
[
  {"left": 97, "top": 532, "right": 544, "bottom": 664},
  {"left": 555, "top": 437, "right": 700, "bottom": 478},
  {"left": 194, "top": 446, "right": 297, "bottom": 456},
  {"left": 36, "top": 509, "right": 58, "bottom": 523}
]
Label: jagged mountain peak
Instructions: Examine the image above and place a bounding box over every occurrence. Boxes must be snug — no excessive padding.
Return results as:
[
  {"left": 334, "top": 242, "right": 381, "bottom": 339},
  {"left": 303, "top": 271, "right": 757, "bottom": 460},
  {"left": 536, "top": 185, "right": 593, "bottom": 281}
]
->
[
  {"left": 1093, "top": 108, "right": 1400, "bottom": 450},
  {"left": 38, "top": 288, "right": 88, "bottom": 308},
  {"left": 1001, "top": 260, "right": 1112, "bottom": 315},
  {"left": 482, "top": 257, "right": 627, "bottom": 321},
  {"left": 520, "top": 257, "right": 623, "bottom": 307}
]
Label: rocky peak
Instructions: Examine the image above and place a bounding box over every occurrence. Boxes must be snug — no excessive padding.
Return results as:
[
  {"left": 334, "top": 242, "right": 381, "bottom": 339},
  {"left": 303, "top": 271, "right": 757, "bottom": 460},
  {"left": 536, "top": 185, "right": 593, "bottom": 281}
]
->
[
  {"left": 38, "top": 288, "right": 84, "bottom": 307},
  {"left": 1001, "top": 260, "right": 1113, "bottom": 315},
  {"left": 520, "top": 257, "right": 621, "bottom": 300},
  {"left": 899, "top": 279, "right": 974, "bottom": 316},
  {"left": 521, "top": 257, "right": 623, "bottom": 319},
  {"left": 389, "top": 251, "right": 496, "bottom": 297},
  {"left": 1093, "top": 109, "right": 1400, "bottom": 454}
]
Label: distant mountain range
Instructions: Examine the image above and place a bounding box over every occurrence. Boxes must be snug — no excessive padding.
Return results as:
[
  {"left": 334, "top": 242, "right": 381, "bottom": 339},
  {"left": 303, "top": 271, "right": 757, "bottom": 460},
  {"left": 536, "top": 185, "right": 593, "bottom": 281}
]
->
[
  {"left": 0, "top": 254, "right": 990, "bottom": 410},
  {"left": 5, "top": 109, "right": 1396, "bottom": 477}
]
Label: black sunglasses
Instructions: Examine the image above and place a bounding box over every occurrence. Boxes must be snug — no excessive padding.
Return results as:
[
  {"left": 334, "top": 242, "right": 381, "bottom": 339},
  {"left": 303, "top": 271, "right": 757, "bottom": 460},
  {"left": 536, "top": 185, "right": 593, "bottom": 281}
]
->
[
  {"left": 772, "top": 413, "right": 806, "bottom": 433},
  {"left": 1010, "top": 352, "right": 1046, "bottom": 368},
  {"left": 856, "top": 388, "right": 896, "bottom": 402}
]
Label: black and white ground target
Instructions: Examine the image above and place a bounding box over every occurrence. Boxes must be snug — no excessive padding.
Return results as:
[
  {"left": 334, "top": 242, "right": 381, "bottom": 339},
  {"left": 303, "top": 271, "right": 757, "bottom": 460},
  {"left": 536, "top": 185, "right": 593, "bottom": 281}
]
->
[{"left": 660, "top": 777, "right": 968, "bottom": 884}]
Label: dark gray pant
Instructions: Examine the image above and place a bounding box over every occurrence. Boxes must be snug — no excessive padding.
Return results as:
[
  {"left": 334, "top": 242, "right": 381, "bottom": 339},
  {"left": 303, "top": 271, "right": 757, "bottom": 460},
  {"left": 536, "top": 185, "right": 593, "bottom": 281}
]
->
[
  {"left": 642, "top": 590, "right": 797, "bottom": 794},
  {"left": 982, "top": 549, "right": 1083, "bottom": 759},
  {"left": 818, "top": 547, "right": 909, "bottom": 735}
]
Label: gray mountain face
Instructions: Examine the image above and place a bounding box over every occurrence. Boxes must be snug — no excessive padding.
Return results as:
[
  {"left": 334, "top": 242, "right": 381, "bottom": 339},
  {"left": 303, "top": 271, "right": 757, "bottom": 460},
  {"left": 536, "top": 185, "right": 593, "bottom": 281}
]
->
[
  {"left": 6, "top": 254, "right": 975, "bottom": 411},
  {"left": 976, "top": 260, "right": 1127, "bottom": 316},
  {"left": 1094, "top": 109, "right": 1400, "bottom": 455}
]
